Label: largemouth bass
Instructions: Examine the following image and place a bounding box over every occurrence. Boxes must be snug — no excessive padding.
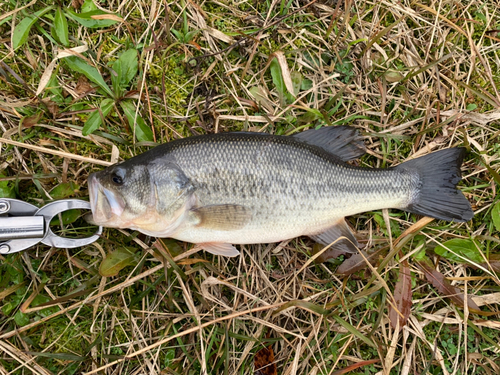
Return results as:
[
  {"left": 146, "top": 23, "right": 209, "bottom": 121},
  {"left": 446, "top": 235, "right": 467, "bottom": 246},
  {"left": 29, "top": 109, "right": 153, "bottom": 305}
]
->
[{"left": 88, "top": 126, "right": 473, "bottom": 257}]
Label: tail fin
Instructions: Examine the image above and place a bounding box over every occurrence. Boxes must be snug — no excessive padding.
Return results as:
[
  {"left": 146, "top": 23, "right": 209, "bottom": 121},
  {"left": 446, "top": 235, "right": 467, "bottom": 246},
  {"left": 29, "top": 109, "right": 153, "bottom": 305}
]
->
[{"left": 396, "top": 147, "right": 473, "bottom": 222}]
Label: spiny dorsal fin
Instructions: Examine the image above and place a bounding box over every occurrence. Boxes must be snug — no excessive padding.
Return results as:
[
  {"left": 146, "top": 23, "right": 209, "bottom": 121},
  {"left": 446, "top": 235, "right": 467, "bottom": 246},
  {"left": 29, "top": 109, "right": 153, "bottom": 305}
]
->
[
  {"left": 292, "top": 125, "right": 366, "bottom": 161},
  {"left": 191, "top": 204, "right": 252, "bottom": 231}
]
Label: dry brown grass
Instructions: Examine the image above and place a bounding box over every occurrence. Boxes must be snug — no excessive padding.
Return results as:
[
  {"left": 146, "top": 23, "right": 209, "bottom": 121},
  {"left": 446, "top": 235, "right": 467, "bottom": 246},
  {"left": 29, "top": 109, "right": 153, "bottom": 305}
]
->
[{"left": 1, "top": 0, "right": 500, "bottom": 374}]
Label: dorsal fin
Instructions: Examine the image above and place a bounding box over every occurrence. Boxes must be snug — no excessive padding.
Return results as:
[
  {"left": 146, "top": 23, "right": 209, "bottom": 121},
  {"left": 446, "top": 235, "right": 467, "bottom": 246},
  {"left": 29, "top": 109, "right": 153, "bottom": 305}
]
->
[{"left": 292, "top": 126, "right": 366, "bottom": 161}]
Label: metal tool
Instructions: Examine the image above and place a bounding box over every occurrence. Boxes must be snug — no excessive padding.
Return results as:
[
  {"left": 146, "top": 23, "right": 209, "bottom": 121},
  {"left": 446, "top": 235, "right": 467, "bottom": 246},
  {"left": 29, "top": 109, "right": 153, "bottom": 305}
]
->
[{"left": 0, "top": 198, "right": 102, "bottom": 254}]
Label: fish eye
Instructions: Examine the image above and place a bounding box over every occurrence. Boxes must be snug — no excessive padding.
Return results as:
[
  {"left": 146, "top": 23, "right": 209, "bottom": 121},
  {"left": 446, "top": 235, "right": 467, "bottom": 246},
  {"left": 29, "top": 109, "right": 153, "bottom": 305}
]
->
[{"left": 111, "top": 169, "right": 125, "bottom": 185}]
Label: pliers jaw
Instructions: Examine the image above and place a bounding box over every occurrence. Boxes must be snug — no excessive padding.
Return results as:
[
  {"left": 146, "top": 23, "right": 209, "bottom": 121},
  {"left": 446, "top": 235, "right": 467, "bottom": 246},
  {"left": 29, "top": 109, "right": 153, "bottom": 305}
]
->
[{"left": 0, "top": 199, "right": 102, "bottom": 254}]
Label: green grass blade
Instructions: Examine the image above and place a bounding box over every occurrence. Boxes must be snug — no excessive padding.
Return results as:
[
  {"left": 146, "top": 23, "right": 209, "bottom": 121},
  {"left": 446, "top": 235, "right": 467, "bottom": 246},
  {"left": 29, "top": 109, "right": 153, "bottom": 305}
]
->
[{"left": 332, "top": 315, "right": 377, "bottom": 348}]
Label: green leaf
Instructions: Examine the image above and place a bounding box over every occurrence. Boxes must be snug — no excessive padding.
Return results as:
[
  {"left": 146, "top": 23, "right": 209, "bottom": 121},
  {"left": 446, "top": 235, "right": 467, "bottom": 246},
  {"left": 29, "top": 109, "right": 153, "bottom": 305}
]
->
[
  {"left": 297, "top": 107, "right": 322, "bottom": 125},
  {"left": 163, "top": 348, "right": 176, "bottom": 367},
  {"left": 160, "top": 239, "right": 184, "bottom": 257},
  {"left": 12, "top": 7, "right": 54, "bottom": 49},
  {"left": 2, "top": 302, "right": 15, "bottom": 315},
  {"left": 12, "top": 15, "right": 36, "bottom": 49},
  {"left": 0, "top": 173, "right": 16, "bottom": 198},
  {"left": 116, "top": 49, "right": 138, "bottom": 87},
  {"left": 46, "top": 73, "right": 64, "bottom": 103},
  {"left": 134, "top": 115, "right": 154, "bottom": 143},
  {"left": 64, "top": 56, "right": 114, "bottom": 98},
  {"left": 111, "top": 49, "right": 138, "bottom": 95},
  {"left": 384, "top": 71, "right": 404, "bottom": 83},
  {"left": 81, "top": 0, "right": 97, "bottom": 12},
  {"left": 110, "top": 59, "right": 122, "bottom": 95},
  {"left": 270, "top": 58, "right": 295, "bottom": 106},
  {"left": 50, "top": 182, "right": 80, "bottom": 199},
  {"left": 184, "top": 29, "right": 202, "bottom": 43},
  {"left": 373, "top": 213, "right": 401, "bottom": 238},
  {"left": 65, "top": 9, "right": 119, "bottom": 28},
  {"left": 300, "top": 78, "right": 313, "bottom": 91},
  {"left": 54, "top": 7, "right": 69, "bottom": 46},
  {"left": 171, "top": 28, "right": 184, "bottom": 42},
  {"left": 291, "top": 71, "right": 302, "bottom": 96},
  {"left": 50, "top": 209, "right": 81, "bottom": 226},
  {"left": 31, "top": 294, "right": 59, "bottom": 318},
  {"left": 99, "top": 247, "right": 138, "bottom": 277},
  {"left": 434, "top": 239, "right": 484, "bottom": 264},
  {"left": 270, "top": 58, "right": 286, "bottom": 105},
  {"left": 120, "top": 100, "right": 154, "bottom": 142},
  {"left": 491, "top": 201, "right": 500, "bottom": 232},
  {"left": 14, "top": 310, "right": 30, "bottom": 326},
  {"left": 48, "top": 183, "right": 81, "bottom": 224},
  {"left": 83, "top": 98, "right": 114, "bottom": 135}
]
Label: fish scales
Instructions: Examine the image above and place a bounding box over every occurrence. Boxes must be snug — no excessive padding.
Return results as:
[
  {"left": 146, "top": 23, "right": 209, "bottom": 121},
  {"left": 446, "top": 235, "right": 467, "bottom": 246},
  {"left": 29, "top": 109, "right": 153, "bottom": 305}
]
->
[{"left": 89, "top": 127, "right": 473, "bottom": 257}]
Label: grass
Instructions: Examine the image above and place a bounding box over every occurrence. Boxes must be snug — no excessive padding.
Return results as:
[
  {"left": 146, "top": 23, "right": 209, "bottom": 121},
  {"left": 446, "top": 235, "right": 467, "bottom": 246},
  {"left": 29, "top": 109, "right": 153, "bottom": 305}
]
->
[{"left": 1, "top": 0, "right": 500, "bottom": 374}]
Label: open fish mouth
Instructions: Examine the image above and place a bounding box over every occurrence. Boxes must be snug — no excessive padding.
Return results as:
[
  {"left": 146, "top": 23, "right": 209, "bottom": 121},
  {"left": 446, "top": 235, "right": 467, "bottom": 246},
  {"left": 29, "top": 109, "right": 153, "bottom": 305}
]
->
[{"left": 88, "top": 174, "right": 125, "bottom": 225}]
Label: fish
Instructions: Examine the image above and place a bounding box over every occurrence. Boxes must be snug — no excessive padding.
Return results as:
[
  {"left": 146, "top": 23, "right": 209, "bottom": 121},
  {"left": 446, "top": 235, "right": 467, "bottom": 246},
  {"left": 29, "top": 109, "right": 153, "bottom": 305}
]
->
[{"left": 88, "top": 126, "right": 474, "bottom": 257}]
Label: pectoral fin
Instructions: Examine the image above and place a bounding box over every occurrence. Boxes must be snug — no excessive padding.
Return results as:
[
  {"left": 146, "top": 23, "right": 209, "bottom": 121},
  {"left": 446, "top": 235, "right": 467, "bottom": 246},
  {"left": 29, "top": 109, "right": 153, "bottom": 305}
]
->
[
  {"left": 191, "top": 204, "right": 251, "bottom": 231},
  {"left": 201, "top": 242, "right": 240, "bottom": 257},
  {"left": 309, "top": 218, "right": 359, "bottom": 256}
]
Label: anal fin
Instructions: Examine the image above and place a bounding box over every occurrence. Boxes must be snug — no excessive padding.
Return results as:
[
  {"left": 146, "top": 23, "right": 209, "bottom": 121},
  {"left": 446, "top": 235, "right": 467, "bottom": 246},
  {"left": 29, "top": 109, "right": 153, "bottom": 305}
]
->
[
  {"left": 309, "top": 218, "right": 359, "bottom": 260},
  {"left": 200, "top": 242, "right": 240, "bottom": 257}
]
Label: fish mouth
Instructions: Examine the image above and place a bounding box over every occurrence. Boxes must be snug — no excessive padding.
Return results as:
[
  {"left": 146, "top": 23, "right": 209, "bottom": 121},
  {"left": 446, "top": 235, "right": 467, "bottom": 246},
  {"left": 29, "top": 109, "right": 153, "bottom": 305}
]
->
[
  {"left": 89, "top": 174, "right": 99, "bottom": 216},
  {"left": 88, "top": 173, "right": 125, "bottom": 225}
]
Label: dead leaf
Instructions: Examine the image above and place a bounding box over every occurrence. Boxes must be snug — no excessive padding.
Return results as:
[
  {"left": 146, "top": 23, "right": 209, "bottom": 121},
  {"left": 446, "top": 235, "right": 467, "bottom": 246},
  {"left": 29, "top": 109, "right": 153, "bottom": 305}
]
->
[
  {"left": 336, "top": 248, "right": 385, "bottom": 275},
  {"left": 70, "top": 257, "right": 97, "bottom": 275},
  {"left": 471, "top": 292, "right": 500, "bottom": 306},
  {"left": 389, "top": 260, "right": 412, "bottom": 330},
  {"left": 36, "top": 45, "right": 89, "bottom": 96},
  {"left": 249, "top": 86, "right": 275, "bottom": 114},
  {"left": 74, "top": 76, "right": 95, "bottom": 96},
  {"left": 207, "top": 26, "right": 234, "bottom": 43},
  {"left": 91, "top": 14, "right": 123, "bottom": 22},
  {"left": 254, "top": 345, "right": 277, "bottom": 375},
  {"left": 479, "top": 261, "right": 500, "bottom": 273},
  {"left": 42, "top": 99, "right": 59, "bottom": 117},
  {"left": 188, "top": 40, "right": 202, "bottom": 51},
  {"left": 272, "top": 51, "right": 295, "bottom": 98},
  {"left": 417, "top": 258, "right": 482, "bottom": 313},
  {"left": 55, "top": 45, "right": 88, "bottom": 59},
  {"left": 99, "top": 247, "right": 138, "bottom": 277},
  {"left": 177, "top": 258, "right": 210, "bottom": 265},
  {"left": 330, "top": 359, "right": 380, "bottom": 375},
  {"left": 20, "top": 112, "right": 42, "bottom": 128},
  {"left": 71, "top": 0, "right": 83, "bottom": 10},
  {"left": 440, "top": 109, "right": 500, "bottom": 125},
  {"left": 36, "top": 59, "right": 57, "bottom": 96}
]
